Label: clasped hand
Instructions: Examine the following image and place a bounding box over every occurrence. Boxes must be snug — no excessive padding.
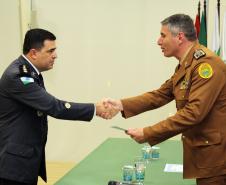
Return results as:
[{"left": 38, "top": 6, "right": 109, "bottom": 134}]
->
[{"left": 96, "top": 98, "right": 122, "bottom": 119}]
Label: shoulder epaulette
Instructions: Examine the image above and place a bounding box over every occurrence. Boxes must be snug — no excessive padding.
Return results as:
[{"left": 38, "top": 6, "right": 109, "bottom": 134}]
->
[
  {"left": 19, "top": 64, "right": 31, "bottom": 77},
  {"left": 194, "top": 49, "right": 206, "bottom": 60}
]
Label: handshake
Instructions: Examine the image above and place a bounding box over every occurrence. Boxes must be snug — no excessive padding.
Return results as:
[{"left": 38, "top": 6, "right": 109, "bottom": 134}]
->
[
  {"left": 95, "top": 98, "right": 146, "bottom": 144},
  {"left": 95, "top": 98, "right": 123, "bottom": 119}
]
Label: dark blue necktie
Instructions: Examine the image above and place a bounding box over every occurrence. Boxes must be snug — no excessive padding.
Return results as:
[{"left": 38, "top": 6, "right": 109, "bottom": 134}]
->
[{"left": 39, "top": 74, "right": 45, "bottom": 89}]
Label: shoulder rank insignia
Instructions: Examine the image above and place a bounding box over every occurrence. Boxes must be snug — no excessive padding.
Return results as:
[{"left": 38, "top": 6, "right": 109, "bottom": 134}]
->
[
  {"left": 198, "top": 63, "right": 213, "bottom": 79},
  {"left": 194, "top": 49, "right": 206, "bottom": 60},
  {"left": 19, "top": 64, "right": 31, "bottom": 77}
]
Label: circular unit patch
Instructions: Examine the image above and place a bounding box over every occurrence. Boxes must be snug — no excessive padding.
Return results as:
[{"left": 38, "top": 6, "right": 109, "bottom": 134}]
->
[{"left": 198, "top": 63, "right": 213, "bottom": 79}]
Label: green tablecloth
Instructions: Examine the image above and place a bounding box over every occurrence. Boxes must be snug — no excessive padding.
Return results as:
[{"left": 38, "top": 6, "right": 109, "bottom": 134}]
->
[{"left": 55, "top": 138, "right": 195, "bottom": 185}]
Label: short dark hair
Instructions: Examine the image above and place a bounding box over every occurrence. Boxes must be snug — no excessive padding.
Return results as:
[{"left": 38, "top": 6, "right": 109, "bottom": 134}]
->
[
  {"left": 23, "top": 28, "right": 56, "bottom": 54},
  {"left": 161, "top": 14, "right": 197, "bottom": 41}
]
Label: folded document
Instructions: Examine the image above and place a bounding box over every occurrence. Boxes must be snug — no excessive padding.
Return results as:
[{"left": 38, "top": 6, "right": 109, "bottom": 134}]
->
[{"left": 164, "top": 164, "right": 183, "bottom": 173}]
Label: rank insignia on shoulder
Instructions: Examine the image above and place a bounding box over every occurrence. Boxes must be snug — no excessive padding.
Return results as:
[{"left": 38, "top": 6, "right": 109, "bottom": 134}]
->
[
  {"left": 198, "top": 63, "right": 213, "bottom": 79},
  {"left": 20, "top": 77, "right": 34, "bottom": 85},
  {"left": 194, "top": 49, "right": 206, "bottom": 60},
  {"left": 19, "top": 64, "right": 31, "bottom": 77}
]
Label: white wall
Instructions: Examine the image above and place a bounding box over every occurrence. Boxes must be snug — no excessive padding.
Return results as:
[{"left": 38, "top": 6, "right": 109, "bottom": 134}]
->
[{"left": 0, "top": 0, "right": 21, "bottom": 74}]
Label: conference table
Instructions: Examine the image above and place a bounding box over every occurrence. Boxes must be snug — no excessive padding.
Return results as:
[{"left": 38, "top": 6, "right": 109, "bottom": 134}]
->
[{"left": 55, "top": 138, "right": 195, "bottom": 185}]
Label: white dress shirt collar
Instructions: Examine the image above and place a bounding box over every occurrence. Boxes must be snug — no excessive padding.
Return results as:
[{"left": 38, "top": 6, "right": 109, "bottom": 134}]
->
[{"left": 22, "top": 54, "right": 40, "bottom": 75}]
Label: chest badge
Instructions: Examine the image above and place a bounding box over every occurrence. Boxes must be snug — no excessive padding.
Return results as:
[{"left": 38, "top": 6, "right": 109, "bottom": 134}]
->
[
  {"left": 198, "top": 63, "right": 213, "bottom": 79},
  {"left": 180, "top": 79, "right": 189, "bottom": 89}
]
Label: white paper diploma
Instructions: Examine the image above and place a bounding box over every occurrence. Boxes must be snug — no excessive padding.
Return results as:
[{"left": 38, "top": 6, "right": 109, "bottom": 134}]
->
[{"left": 164, "top": 164, "right": 183, "bottom": 173}]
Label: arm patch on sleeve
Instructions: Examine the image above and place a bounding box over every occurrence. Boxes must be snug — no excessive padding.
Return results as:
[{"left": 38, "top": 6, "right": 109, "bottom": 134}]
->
[
  {"left": 20, "top": 77, "right": 34, "bottom": 85},
  {"left": 198, "top": 63, "right": 213, "bottom": 79}
]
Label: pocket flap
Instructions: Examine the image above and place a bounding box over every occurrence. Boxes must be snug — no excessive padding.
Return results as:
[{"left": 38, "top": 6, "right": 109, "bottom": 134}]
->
[
  {"left": 191, "top": 131, "right": 221, "bottom": 147},
  {"left": 6, "top": 143, "right": 34, "bottom": 158}
]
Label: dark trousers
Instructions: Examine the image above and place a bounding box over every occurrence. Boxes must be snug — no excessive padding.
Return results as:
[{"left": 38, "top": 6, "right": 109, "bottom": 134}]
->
[
  {"left": 0, "top": 178, "right": 37, "bottom": 185},
  {"left": 196, "top": 175, "right": 226, "bottom": 185}
]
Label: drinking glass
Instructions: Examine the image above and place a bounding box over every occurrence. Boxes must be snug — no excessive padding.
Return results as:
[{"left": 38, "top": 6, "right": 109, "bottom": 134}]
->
[
  {"left": 151, "top": 146, "right": 160, "bottom": 160},
  {"left": 141, "top": 145, "right": 152, "bottom": 164},
  {"left": 122, "top": 164, "right": 134, "bottom": 183},
  {"left": 134, "top": 156, "right": 146, "bottom": 184}
]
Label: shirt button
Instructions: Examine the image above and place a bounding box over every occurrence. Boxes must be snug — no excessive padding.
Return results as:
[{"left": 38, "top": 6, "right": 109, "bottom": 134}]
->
[
  {"left": 205, "top": 140, "right": 209, "bottom": 144},
  {"left": 37, "top": 111, "right": 43, "bottom": 117}
]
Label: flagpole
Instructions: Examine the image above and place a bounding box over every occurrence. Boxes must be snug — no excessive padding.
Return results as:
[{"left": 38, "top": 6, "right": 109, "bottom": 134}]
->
[
  {"left": 222, "top": 11, "right": 226, "bottom": 62},
  {"left": 198, "top": 1, "right": 201, "bottom": 18},
  {"left": 204, "top": 0, "right": 208, "bottom": 43},
  {"left": 217, "top": 0, "right": 220, "bottom": 30},
  {"left": 204, "top": 0, "right": 207, "bottom": 35}
]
